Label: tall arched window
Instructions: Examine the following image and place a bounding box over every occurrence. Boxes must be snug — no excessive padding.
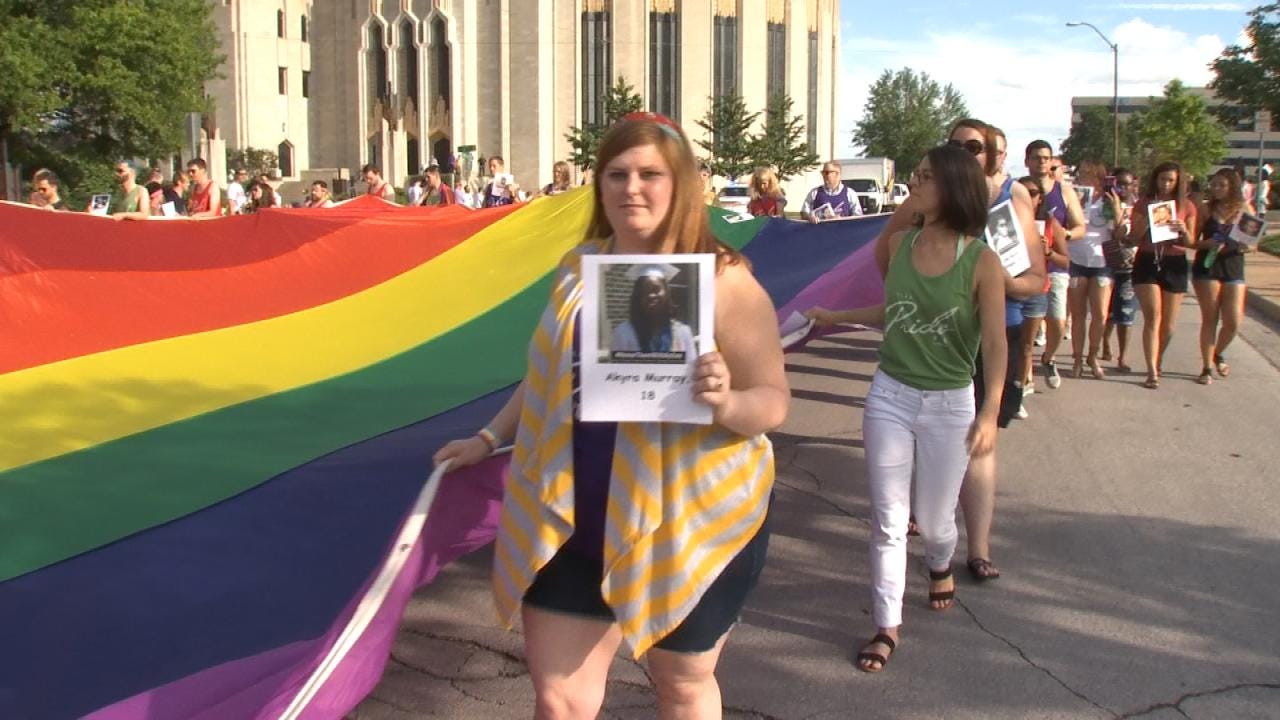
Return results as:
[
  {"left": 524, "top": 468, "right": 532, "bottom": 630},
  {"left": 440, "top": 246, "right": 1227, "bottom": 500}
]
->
[
  {"left": 428, "top": 15, "right": 451, "bottom": 114},
  {"left": 366, "top": 23, "right": 389, "bottom": 109},
  {"left": 398, "top": 18, "right": 419, "bottom": 109},
  {"left": 582, "top": 0, "right": 612, "bottom": 127},
  {"left": 278, "top": 140, "right": 294, "bottom": 177},
  {"left": 301, "top": 15, "right": 309, "bottom": 43},
  {"left": 277, "top": 9, "right": 285, "bottom": 38},
  {"left": 712, "top": 1, "right": 738, "bottom": 98},
  {"left": 649, "top": 0, "right": 680, "bottom": 119}
]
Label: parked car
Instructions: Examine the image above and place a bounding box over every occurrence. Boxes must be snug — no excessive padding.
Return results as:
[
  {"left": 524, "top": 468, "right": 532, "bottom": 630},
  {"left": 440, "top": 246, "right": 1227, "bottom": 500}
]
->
[
  {"left": 889, "top": 183, "right": 910, "bottom": 208},
  {"left": 717, "top": 183, "right": 751, "bottom": 215}
]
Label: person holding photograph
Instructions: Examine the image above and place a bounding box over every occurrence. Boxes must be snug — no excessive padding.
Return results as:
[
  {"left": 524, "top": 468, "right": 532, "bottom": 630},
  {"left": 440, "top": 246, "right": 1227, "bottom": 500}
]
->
[
  {"left": 1101, "top": 169, "right": 1141, "bottom": 372},
  {"left": 1129, "top": 161, "right": 1198, "bottom": 389},
  {"left": 432, "top": 112, "right": 788, "bottom": 719},
  {"left": 610, "top": 265, "right": 698, "bottom": 356},
  {"left": 1066, "top": 161, "right": 1119, "bottom": 379},
  {"left": 1192, "top": 168, "right": 1252, "bottom": 384},
  {"left": 871, "top": 119, "right": 1044, "bottom": 584},
  {"left": 806, "top": 143, "right": 1008, "bottom": 672},
  {"left": 482, "top": 156, "right": 519, "bottom": 207},
  {"left": 801, "top": 161, "right": 863, "bottom": 222},
  {"left": 747, "top": 167, "right": 787, "bottom": 218}
]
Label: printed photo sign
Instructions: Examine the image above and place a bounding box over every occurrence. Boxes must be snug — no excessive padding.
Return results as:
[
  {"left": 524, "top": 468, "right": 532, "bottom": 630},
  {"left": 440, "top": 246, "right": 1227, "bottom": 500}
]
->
[{"left": 580, "top": 254, "right": 716, "bottom": 423}]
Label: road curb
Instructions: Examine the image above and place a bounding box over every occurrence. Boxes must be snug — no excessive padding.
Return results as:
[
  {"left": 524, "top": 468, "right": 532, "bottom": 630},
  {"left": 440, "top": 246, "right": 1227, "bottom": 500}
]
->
[{"left": 1247, "top": 288, "right": 1280, "bottom": 324}]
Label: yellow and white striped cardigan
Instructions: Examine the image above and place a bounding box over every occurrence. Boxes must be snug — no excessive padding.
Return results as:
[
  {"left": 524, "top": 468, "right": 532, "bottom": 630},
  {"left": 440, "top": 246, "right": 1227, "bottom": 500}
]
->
[{"left": 492, "top": 240, "right": 775, "bottom": 656}]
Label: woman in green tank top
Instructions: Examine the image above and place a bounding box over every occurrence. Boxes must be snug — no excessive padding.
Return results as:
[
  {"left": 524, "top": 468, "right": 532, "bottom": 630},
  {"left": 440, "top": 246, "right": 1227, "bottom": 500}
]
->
[{"left": 805, "top": 144, "right": 1008, "bottom": 672}]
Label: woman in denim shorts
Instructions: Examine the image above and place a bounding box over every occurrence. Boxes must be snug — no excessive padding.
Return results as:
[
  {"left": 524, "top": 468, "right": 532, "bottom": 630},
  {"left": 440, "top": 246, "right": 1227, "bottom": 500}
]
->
[
  {"left": 1192, "top": 168, "right": 1254, "bottom": 384},
  {"left": 1014, "top": 177, "right": 1068, "bottom": 404},
  {"left": 1101, "top": 170, "right": 1140, "bottom": 371},
  {"left": 1067, "top": 161, "right": 1120, "bottom": 378}
]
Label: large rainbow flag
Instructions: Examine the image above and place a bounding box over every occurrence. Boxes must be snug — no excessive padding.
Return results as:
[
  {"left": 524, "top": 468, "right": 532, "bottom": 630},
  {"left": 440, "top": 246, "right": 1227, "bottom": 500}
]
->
[{"left": 0, "top": 190, "right": 888, "bottom": 719}]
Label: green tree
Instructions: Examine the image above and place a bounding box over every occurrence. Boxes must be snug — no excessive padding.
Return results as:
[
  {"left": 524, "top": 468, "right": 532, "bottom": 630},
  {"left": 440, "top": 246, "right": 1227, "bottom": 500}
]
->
[
  {"left": 227, "top": 147, "right": 279, "bottom": 179},
  {"left": 2, "top": 0, "right": 223, "bottom": 205},
  {"left": 564, "top": 77, "right": 644, "bottom": 170},
  {"left": 1210, "top": 3, "right": 1280, "bottom": 118},
  {"left": 1061, "top": 105, "right": 1116, "bottom": 167},
  {"left": 852, "top": 68, "right": 969, "bottom": 175},
  {"left": 1136, "top": 80, "right": 1228, "bottom": 179},
  {"left": 749, "top": 93, "right": 820, "bottom": 181},
  {"left": 1060, "top": 105, "right": 1147, "bottom": 172},
  {"left": 695, "top": 94, "right": 758, "bottom": 180}
]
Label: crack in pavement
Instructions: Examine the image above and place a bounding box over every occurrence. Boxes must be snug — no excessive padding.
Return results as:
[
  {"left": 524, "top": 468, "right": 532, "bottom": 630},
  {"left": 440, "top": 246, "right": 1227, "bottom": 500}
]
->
[
  {"left": 936, "top": 572, "right": 1117, "bottom": 718},
  {"left": 1117, "top": 681, "right": 1280, "bottom": 719},
  {"left": 775, "top": 453, "right": 869, "bottom": 529}
]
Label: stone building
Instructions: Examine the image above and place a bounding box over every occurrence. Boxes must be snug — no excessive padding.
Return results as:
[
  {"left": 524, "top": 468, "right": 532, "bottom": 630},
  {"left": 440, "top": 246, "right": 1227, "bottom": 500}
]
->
[
  {"left": 209, "top": 0, "right": 842, "bottom": 200},
  {"left": 207, "top": 0, "right": 315, "bottom": 184}
]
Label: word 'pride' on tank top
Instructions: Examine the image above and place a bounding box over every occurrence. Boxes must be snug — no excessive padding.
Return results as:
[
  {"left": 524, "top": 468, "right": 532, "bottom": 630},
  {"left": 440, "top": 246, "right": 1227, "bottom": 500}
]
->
[{"left": 878, "top": 230, "right": 985, "bottom": 391}]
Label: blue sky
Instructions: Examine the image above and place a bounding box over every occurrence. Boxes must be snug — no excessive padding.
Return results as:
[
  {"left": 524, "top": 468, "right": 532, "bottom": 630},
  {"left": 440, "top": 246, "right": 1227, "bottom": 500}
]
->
[{"left": 836, "top": 1, "right": 1254, "bottom": 169}]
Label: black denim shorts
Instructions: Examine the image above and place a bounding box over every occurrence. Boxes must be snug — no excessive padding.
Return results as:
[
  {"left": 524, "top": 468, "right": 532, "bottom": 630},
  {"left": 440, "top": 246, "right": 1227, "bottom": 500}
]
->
[{"left": 523, "top": 510, "right": 771, "bottom": 653}]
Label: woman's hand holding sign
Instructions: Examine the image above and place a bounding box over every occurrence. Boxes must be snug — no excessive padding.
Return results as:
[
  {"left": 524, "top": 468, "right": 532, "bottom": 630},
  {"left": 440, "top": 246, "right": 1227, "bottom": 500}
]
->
[{"left": 693, "top": 351, "right": 733, "bottom": 416}]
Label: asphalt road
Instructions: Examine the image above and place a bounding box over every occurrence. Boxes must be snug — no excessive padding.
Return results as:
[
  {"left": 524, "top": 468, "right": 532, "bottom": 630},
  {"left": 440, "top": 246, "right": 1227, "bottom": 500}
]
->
[{"left": 351, "top": 298, "right": 1280, "bottom": 720}]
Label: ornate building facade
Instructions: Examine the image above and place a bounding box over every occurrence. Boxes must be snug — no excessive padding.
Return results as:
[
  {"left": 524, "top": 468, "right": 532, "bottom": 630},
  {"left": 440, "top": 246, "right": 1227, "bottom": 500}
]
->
[{"left": 209, "top": 0, "right": 841, "bottom": 198}]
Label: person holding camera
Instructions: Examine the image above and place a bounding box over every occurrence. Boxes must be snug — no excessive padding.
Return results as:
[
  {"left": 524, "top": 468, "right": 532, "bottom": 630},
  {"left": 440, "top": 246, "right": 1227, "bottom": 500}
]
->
[{"left": 482, "top": 156, "right": 520, "bottom": 208}]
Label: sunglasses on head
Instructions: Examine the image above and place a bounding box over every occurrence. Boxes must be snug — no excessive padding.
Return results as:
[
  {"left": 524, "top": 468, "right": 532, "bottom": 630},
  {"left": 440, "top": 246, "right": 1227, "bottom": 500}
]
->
[{"left": 948, "top": 139, "right": 985, "bottom": 156}]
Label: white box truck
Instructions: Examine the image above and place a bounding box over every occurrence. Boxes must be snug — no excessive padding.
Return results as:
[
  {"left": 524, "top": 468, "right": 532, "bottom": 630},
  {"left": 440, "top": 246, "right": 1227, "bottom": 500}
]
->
[{"left": 836, "top": 157, "right": 897, "bottom": 214}]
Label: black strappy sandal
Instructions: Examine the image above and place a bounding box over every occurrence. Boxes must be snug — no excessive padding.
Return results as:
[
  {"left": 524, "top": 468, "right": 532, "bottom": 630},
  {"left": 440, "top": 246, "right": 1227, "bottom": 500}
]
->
[
  {"left": 855, "top": 633, "right": 897, "bottom": 673},
  {"left": 967, "top": 557, "right": 1001, "bottom": 582},
  {"left": 929, "top": 566, "right": 955, "bottom": 610}
]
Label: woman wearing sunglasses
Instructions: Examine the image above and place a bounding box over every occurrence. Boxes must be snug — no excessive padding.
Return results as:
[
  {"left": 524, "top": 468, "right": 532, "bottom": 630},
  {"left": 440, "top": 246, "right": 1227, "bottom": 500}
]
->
[
  {"left": 807, "top": 144, "right": 1007, "bottom": 672},
  {"left": 870, "top": 119, "right": 1045, "bottom": 586}
]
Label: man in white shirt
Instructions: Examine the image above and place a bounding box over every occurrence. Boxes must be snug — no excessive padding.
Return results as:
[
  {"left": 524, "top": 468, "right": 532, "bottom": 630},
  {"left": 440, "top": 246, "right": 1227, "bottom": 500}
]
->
[
  {"left": 226, "top": 168, "right": 249, "bottom": 214},
  {"left": 800, "top": 161, "right": 863, "bottom": 223}
]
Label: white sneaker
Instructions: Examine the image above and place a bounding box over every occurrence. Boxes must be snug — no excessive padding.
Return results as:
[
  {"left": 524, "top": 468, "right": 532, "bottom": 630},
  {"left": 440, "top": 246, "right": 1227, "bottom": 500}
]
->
[
  {"left": 1023, "top": 383, "right": 1036, "bottom": 397},
  {"left": 1033, "top": 329, "right": 1046, "bottom": 347},
  {"left": 1015, "top": 402, "right": 1029, "bottom": 419}
]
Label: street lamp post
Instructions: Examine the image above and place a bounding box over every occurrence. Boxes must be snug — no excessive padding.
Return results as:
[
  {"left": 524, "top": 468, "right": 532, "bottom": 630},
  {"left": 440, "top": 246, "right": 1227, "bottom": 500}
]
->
[{"left": 1067, "top": 21, "right": 1119, "bottom": 169}]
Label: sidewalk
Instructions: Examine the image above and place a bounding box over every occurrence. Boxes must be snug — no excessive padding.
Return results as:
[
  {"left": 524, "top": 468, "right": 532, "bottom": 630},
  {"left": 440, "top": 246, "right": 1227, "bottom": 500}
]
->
[{"left": 1246, "top": 249, "right": 1280, "bottom": 323}]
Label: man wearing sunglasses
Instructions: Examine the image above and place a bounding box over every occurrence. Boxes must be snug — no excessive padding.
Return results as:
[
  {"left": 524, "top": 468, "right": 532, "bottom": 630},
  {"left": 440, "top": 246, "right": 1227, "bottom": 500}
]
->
[
  {"left": 186, "top": 158, "right": 223, "bottom": 218},
  {"left": 800, "top": 161, "right": 864, "bottom": 223},
  {"left": 29, "top": 169, "right": 67, "bottom": 211}
]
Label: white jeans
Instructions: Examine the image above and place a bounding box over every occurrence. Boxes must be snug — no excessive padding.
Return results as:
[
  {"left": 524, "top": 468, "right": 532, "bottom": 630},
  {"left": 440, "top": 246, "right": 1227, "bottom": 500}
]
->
[{"left": 863, "top": 370, "right": 975, "bottom": 628}]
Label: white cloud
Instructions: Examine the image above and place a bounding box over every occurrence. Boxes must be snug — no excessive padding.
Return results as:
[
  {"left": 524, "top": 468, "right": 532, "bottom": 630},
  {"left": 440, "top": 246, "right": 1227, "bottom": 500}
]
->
[{"left": 837, "top": 18, "right": 1225, "bottom": 171}]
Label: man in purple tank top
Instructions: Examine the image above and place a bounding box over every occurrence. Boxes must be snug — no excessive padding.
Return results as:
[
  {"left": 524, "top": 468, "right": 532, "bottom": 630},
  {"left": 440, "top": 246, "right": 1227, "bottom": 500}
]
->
[
  {"left": 1025, "top": 140, "right": 1084, "bottom": 238},
  {"left": 801, "top": 161, "right": 864, "bottom": 223}
]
